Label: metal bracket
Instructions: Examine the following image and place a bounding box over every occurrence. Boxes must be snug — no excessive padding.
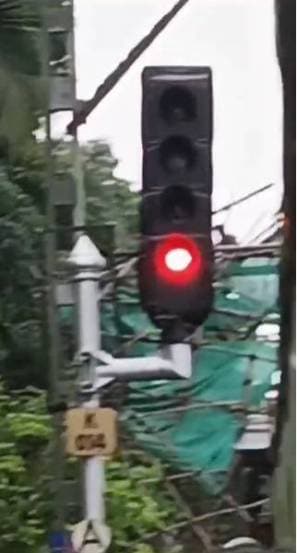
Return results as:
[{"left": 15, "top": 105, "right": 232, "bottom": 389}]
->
[{"left": 90, "top": 343, "right": 192, "bottom": 383}]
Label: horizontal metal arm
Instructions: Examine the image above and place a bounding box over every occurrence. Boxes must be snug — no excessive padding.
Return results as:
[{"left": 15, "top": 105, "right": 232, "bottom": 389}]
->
[{"left": 92, "top": 343, "right": 192, "bottom": 382}]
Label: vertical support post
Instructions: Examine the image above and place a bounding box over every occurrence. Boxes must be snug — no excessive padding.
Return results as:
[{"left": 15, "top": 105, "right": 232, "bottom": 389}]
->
[
  {"left": 43, "top": 0, "right": 85, "bottom": 534},
  {"left": 162, "top": 342, "right": 192, "bottom": 379},
  {"left": 69, "top": 235, "right": 107, "bottom": 523},
  {"left": 273, "top": 1, "right": 296, "bottom": 548},
  {"left": 41, "top": 3, "right": 66, "bottom": 533}
]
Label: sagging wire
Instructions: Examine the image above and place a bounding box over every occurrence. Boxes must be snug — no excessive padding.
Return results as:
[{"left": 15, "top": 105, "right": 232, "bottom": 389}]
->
[{"left": 134, "top": 498, "right": 269, "bottom": 545}]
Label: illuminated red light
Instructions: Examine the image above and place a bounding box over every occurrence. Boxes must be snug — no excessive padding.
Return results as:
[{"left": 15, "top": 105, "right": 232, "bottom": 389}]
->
[{"left": 155, "top": 233, "right": 203, "bottom": 285}]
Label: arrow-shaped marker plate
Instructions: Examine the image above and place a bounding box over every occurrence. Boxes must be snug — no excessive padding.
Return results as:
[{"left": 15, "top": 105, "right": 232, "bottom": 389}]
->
[{"left": 71, "top": 519, "right": 111, "bottom": 553}]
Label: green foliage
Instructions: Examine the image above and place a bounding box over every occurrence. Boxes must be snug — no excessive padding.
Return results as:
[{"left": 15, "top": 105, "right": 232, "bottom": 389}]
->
[
  {"left": 65, "top": 454, "right": 179, "bottom": 553},
  {"left": 83, "top": 140, "right": 140, "bottom": 252},
  {"left": 106, "top": 459, "right": 177, "bottom": 552},
  {"left": 0, "top": 0, "right": 41, "bottom": 75},
  {"left": 0, "top": 382, "right": 179, "bottom": 552},
  {"left": 0, "top": 382, "right": 52, "bottom": 553},
  {"left": 0, "top": 163, "right": 45, "bottom": 388},
  {"left": 0, "top": 138, "right": 140, "bottom": 389},
  {"left": 0, "top": 0, "right": 43, "bottom": 157},
  {"left": 8, "top": 140, "right": 46, "bottom": 213}
]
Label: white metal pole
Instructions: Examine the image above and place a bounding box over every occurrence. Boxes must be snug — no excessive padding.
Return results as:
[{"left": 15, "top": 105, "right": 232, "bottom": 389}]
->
[
  {"left": 162, "top": 343, "right": 192, "bottom": 379},
  {"left": 69, "top": 235, "right": 107, "bottom": 523}
]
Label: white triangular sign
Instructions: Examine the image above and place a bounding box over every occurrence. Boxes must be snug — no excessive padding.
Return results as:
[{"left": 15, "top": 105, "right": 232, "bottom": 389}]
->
[{"left": 72, "top": 520, "right": 111, "bottom": 553}]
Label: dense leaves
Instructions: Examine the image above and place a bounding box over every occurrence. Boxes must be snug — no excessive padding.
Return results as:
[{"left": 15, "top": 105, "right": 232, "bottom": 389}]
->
[
  {"left": 0, "top": 163, "right": 45, "bottom": 388},
  {"left": 106, "top": 459, "right": 177, "bottom": 553},
  {"left": 83, "top": 140, "right": 140, "bottom": 253},
  {"left": 0, "top": 139, "right": 139, "bottom": 389},
  {"left": 0, "top": 384, "right": 52, "bottom": 552},
  {"left": 0, "top": 0, "right": 42, "bottom": 157},
  {"left": 0, "top": 381, "right": 179, "bottom": 552}
]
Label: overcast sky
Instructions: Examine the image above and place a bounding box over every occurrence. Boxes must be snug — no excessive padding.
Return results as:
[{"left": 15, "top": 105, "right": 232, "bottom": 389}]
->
[{"left": 73, "top": 0, "right": 283, "bottom": 242}]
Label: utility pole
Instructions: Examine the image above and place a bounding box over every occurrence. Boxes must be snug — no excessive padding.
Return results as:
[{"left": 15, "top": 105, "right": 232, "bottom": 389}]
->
[{"left": 43, "top": 0, "right": 85, "bottom": 546}]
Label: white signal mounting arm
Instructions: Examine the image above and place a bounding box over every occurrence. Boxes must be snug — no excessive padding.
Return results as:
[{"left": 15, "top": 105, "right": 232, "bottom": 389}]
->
[{"left": 91, "top": 343, "right": 192, "bottom": 383}]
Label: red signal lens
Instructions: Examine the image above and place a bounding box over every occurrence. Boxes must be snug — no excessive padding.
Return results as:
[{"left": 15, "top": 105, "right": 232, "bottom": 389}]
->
[{"left": 155, "top": 234, "right": 203, "bottom": 285}]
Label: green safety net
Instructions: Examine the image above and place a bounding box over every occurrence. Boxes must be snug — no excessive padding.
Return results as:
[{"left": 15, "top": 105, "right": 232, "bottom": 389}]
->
[{"left": 121, "top": 340, "right": 277, "bottom": 493}]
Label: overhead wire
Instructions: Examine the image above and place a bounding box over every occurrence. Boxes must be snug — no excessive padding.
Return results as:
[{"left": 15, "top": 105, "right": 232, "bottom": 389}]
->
[
  {"left": 213, "top": 183, "right": 278, "bottom": 248},
  {"left": 135, "top": 498, "right": 269, "bottom": 544},
  {"left": 212, "top": 182, "right": 276, "bottom": 216},
  {"left": 67, "top": 0, "right": 192, "bottom": 135}
]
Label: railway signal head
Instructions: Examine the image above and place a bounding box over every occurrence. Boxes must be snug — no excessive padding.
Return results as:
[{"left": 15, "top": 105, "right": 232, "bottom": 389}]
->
[{"left": 138, "top": 66, "right": 214, "bottom": 338}]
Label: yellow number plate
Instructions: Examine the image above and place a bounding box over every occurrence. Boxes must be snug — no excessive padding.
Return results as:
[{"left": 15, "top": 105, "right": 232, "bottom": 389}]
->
[{"left": 65, "top": 408, "right": 117, "bottom": 457}]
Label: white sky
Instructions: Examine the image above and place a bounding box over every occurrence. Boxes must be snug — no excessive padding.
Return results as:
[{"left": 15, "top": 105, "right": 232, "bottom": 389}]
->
[{"left": 73, "top": 0, "right": 283, "bottom": 242}]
